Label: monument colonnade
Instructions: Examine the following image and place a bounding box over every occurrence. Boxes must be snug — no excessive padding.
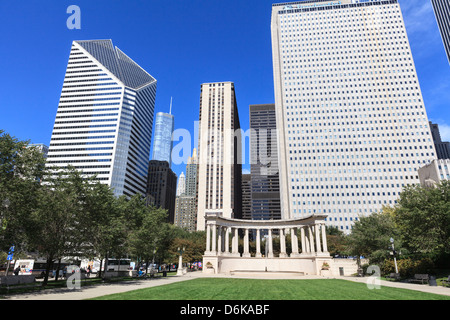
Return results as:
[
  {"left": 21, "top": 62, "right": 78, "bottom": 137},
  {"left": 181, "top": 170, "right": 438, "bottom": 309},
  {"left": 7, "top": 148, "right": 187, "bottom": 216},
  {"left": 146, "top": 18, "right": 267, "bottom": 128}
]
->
[{"left": 203, "top": 213, "right": 329, "bottom": 258}]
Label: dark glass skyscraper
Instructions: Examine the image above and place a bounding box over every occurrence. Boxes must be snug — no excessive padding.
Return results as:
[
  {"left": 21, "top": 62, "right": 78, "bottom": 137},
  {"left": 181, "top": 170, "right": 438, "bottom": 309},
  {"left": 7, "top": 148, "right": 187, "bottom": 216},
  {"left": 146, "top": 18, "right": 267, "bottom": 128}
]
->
[
  {"left": 429, "top": 122, "right": 450, "bottom": 159},
  {"left": 249, "top": 104, "right": 281, "bottom": 221}
]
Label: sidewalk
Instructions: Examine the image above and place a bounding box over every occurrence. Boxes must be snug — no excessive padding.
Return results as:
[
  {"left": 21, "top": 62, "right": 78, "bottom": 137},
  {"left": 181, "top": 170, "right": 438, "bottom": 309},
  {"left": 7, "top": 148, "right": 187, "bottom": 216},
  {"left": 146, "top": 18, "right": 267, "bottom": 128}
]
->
[{"left": 3, "top": 272, "right": 450, "bottom": 300}]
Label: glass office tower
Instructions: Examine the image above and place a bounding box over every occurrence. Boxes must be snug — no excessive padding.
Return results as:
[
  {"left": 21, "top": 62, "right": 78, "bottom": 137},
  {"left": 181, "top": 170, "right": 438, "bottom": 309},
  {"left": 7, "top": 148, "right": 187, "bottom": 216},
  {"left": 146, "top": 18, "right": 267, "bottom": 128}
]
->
[
  {"left": 152, "top": 112, "right": 175, "bottom": 165},
  {"left": 46, "top": 40, "right": 157, "bottom": 197},
  {"left": 271, "top": 0, "right": 436, "bottom": 232},
  {"left": 249, "top": 104, "right": 281, "bottom": 221}
]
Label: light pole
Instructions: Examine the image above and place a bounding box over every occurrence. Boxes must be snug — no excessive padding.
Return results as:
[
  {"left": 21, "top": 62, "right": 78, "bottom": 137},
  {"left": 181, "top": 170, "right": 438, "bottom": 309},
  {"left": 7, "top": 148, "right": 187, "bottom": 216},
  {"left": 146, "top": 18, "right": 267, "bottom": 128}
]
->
[
  {"left": 390, "top": 237, "right": 399, "bottom": 274},
  {"left": 177, "top": 246, "right": 185, "bottom": 276}
]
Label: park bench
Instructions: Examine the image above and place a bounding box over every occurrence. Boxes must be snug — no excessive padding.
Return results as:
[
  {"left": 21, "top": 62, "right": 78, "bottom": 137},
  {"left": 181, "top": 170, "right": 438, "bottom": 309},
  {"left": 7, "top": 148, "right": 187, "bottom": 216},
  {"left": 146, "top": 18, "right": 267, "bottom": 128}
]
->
[
  {"left": 442, "top": 276, "right": 450, "bottom": 287},
  {"left": 408, "top": 274, "right": 429, "bottom": 285},
  {"left": 385, "top": 273, "right": 401, "bottom": 281}
]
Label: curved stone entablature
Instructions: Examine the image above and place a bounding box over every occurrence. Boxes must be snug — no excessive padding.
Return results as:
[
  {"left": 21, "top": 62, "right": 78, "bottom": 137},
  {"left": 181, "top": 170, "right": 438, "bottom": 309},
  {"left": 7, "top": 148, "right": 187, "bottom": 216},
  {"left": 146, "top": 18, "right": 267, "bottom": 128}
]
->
[{"left": 205, "top": 212, "right": 327, "bottom": 228}]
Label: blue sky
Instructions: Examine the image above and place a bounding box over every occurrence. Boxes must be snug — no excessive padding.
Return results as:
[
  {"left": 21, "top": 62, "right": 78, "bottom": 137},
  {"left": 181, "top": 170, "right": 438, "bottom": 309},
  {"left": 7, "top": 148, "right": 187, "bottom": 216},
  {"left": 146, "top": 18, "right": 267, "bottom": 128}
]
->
[{"left": 1, "top": 0, "right": 449, "bottom": 179}]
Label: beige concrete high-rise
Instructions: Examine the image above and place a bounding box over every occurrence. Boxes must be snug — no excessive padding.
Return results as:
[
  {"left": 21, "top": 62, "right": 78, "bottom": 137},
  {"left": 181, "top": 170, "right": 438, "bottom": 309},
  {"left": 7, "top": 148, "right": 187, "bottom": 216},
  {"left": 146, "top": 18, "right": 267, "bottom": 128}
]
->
[
  {"left": 196, "top": 82, "right": 242, "bottom": 231},
  {"left": 271, "top": 0, "right": 437, "bottom": 232}
]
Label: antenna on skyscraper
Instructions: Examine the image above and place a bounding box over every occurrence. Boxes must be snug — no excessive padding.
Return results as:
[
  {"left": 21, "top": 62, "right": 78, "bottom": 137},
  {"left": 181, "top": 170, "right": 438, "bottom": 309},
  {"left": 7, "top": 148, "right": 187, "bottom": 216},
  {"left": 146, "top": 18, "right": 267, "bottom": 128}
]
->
[{"left": 169, "top": 97, "right": 173, "bottom": 115}]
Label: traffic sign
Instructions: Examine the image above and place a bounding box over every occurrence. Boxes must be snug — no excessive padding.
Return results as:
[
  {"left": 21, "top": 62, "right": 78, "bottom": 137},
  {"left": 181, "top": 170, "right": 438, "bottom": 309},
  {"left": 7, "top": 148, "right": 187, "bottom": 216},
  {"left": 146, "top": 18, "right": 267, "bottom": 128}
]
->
[{"left": 7, "top": 254, "right": 13, "bottom": 261}]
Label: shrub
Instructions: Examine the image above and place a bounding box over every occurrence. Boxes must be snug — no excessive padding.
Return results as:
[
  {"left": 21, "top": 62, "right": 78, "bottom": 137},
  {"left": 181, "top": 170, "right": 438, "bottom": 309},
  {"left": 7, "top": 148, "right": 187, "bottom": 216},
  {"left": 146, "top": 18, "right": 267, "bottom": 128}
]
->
[{"left": 381, "top": 258, "right": 434, "bottom": 278}]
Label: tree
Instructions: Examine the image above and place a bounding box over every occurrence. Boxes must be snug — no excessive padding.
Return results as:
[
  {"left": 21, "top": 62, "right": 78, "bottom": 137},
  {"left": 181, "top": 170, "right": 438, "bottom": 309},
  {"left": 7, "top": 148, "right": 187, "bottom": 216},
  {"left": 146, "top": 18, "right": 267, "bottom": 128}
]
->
[
  {"left": 325, "top": 226, "right": 347, "bottom": 257},
  {"left": 346, "top": 208, "right": 401, "bottom": 266},
  {"left": 82, "top": 182, "right": 125, "bottom": 278},
  {"left": 127, "top": 200, "right": 168, "bottom": 273},
  {"left": 167, "top": 228, "right": 205, "bottom": 266},
  {"left": 0, "top": 130, "right": 46, "bottom": 255},
  {"left": 29, "top": 168, "right": 84, "bottom": 285},
  {"left": 393, "top": 182, "right": 450, "bottom": 263}
]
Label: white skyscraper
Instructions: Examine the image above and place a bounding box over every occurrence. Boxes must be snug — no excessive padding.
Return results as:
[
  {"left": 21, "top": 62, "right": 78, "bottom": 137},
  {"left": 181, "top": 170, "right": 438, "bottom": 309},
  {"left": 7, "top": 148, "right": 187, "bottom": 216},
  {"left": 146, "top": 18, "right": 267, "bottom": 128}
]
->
[
  {"left": 271, "top": 0, "right": 437, "bottom": 232},
  {"left": 176, "top": 172, "right": 186, "bottom": 196},
  {"left": 46, "top": 40, "right": 157, "bottom": 197},
  {"left": 196, "top": 82, "right": 242, "bottom": 231}
]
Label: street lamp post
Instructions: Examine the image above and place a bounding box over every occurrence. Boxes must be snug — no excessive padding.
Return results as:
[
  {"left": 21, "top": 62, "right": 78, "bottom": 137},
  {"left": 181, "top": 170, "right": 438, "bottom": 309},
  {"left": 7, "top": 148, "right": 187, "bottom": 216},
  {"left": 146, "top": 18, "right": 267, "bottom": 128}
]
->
[
  {"left": 390, "top": 237, "right": 399, "bottom": 274},
  {"left": 177, "top": 246, "right": 185, "bottom": 276}
]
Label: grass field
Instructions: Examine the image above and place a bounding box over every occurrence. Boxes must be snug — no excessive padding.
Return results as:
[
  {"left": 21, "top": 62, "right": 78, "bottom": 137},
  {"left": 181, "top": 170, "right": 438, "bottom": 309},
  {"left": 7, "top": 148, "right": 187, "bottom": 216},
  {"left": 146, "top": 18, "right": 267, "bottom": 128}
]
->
[{"left": 91, "top": 278, "right": 450, "bottom": 300}]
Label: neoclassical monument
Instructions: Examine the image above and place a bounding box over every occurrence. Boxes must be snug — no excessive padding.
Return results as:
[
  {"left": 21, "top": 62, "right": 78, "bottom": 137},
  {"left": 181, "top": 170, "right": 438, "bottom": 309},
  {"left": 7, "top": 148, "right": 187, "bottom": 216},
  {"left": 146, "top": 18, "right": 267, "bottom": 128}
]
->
[{"left": 202, "top": 213, "right": 333, "bottom": 275}]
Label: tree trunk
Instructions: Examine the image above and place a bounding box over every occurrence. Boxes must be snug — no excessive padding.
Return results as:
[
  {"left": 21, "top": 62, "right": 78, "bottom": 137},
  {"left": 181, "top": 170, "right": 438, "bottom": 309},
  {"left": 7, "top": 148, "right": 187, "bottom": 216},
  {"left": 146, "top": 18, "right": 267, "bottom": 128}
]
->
[
  {"left": 55, "top": 258, "right": 61, "bottom": 281},
  {"left": 43, "top": 256, "right": 53, "bottom": 286},
  {"left": 98, "top": 258, "right": 103, "bottom": 279},
  {"left": 102, "top": 252, "right": 109, "bottom": 279}
]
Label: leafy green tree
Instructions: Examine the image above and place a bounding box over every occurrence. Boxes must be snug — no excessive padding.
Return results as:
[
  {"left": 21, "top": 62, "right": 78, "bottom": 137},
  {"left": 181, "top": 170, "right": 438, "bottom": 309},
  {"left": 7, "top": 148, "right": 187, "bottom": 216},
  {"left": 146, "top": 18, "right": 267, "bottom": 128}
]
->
[
  {"left": 82, "top": 183, "right": 126, "bottom": 278},
  {"left": 393, "top": 181, "right": 450, "bottom": 263},
  {"left": 29, "top": 168, "right": 84, "bottom": 285},
  {"left": 0, "top": 130, "right": 46, "bottom": 254},
  {"left": 325, "top": 226, "right": 347, "bottom": 257},
  {"left": 346, "top": 208, "right": 402, "bottom": 266},
  {"left": 127, "top": 202, "right": 168, "bottom": 273}
]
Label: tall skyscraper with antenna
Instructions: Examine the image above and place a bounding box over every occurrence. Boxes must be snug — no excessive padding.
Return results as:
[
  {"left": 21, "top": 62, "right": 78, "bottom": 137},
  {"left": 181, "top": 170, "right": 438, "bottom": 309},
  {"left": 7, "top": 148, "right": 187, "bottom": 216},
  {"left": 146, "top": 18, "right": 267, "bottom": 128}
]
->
[{"left": 151, "top": 98, "right": 175, "bottom": 165}]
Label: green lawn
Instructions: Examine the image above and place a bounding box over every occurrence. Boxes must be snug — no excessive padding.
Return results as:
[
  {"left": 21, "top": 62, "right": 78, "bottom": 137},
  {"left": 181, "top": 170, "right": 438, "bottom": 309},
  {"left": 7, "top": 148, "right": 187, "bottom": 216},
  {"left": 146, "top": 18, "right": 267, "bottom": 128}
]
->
[{"left": 91, "top": 278, "right": 450, "bottom": 300}]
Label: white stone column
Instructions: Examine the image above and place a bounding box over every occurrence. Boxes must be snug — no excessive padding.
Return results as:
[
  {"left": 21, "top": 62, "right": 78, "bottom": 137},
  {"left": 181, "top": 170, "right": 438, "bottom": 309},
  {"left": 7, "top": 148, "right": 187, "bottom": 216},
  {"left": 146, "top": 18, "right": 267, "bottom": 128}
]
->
[
  {"left": 206, "top": 224, "right": 211, "bottom": 253},
  {"left": 315, "top": 223, "right": 322, "bottom": 253},
  {"left": 308, "top": 226, "right": 315, "bottom": 254},
  {"left": 232, "top": 228, "right": 239, "bottom": 256},
  {"left": 280, "top": 228, "right": 287, "bottom": 257},
  {"left": 256, "top": 228, "right": 262, "bottom": 257},
  {"left": 321, "top": 223, "right": 328, "bottom": 253},
  {"left": 217, "top": 225, "right": 222, "bottom": 255},
  {"left": 291, "top": 228, "right": 299, "bottom": 256},
  {"left": 243, "top": 228, "right": 250, "bottom": 257},
  {"left": 211, "top": 224, "right": 217, "bottom": 254},
  {"left": 300, "top": 226, "right": 306, "bottom": 254},
  {"left": 225, "top": 226, "right": 231, "bottom": 255},
  {"left": 304, "top": 226, "right": 310, "bottom": 253},
  {"left": 268, "top": 229, "right": 274, "bottom": 258}
]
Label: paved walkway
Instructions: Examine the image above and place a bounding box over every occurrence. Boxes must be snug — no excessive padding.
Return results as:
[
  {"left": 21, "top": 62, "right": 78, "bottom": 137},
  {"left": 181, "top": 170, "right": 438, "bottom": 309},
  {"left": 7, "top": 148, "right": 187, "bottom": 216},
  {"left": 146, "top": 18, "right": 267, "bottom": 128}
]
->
[{"left": 3, "top": 272, "right": 450, "bottom": 300}]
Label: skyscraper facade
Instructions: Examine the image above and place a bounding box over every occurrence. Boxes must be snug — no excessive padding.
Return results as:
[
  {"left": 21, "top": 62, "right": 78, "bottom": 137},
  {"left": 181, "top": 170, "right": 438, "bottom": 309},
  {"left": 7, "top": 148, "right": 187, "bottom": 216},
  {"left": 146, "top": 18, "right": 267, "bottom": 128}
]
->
[
  {"left": 46, "top": 40, "right": 157, "bottom": 197},
  {"left": 152, "top": 111, "right": 175, "bottom": 165},
  {"left": 174, "top": 148, "right": 198, "bottom": 232},
  {"left": 249, "top": 104, "right": 281, "bottom": 221},
  {"left": 241, "top": 173, "right": 252, "bottom": 220},
  {"left": 176, "top": 172, "right": 186, "bottom": 196},
  {"left": 196, "top": 82, "right": 242, "bottom": 231},
  {"left": 271, "top": 0, "right": 436, "bottom": 232},
  {"left": 429, "top": 122, "right": 450, "bottom": 159},
  {"left": 431, "top": 0, "right": 450, "bottom": 65},
  {"left": 146, "top": 160, "right": 177, "bottom": 223},
  {"left": 185, "top": 148, "right": 198, "bottom": 197}
]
